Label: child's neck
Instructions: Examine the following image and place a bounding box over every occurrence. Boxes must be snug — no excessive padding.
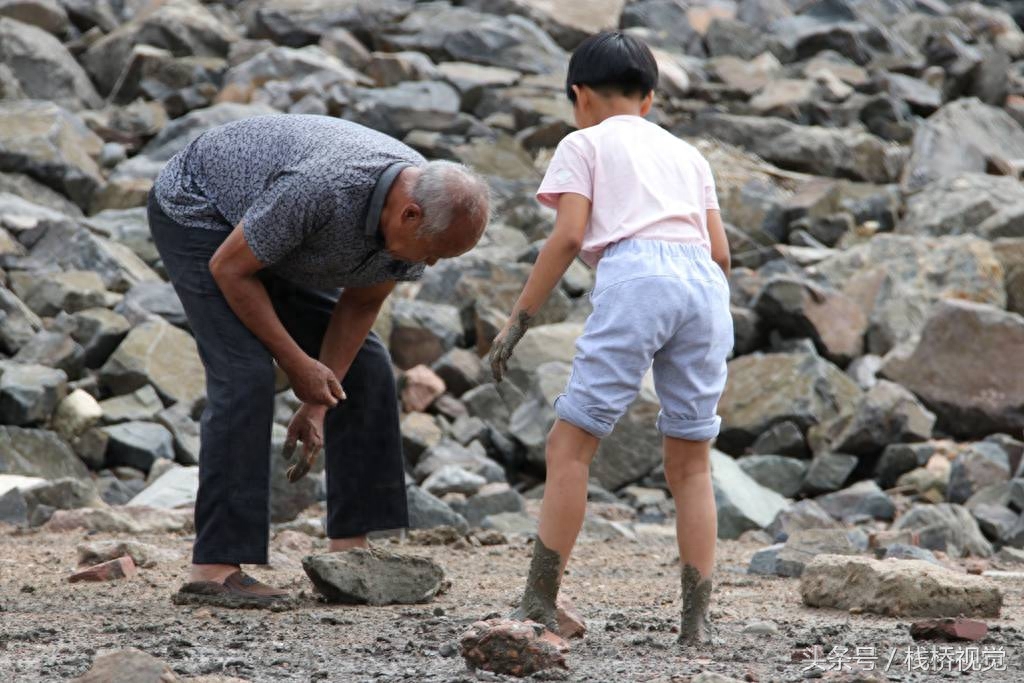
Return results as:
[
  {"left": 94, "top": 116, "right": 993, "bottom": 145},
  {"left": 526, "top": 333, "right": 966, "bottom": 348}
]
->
[{"left": 590, "top": 96, "right": 645, "bottom": 125}]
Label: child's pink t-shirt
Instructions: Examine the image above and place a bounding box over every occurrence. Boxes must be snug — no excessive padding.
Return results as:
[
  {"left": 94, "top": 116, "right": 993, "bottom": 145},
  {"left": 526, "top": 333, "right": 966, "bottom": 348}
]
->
[{"left": 536, "top": 114, "right": 719, "bottom": 268}]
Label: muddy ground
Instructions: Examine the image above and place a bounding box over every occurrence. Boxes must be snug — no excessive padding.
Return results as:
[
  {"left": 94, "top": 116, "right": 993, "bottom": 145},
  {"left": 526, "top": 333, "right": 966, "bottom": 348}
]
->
[{"left": 1, "top": 516, "right": 1021, "bottom": 683}]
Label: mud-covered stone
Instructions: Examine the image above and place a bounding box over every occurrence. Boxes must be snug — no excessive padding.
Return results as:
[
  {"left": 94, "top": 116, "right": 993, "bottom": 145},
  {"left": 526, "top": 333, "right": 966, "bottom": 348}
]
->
[{"left": 460, "top": 617, "right": 568, "bottom": 677}]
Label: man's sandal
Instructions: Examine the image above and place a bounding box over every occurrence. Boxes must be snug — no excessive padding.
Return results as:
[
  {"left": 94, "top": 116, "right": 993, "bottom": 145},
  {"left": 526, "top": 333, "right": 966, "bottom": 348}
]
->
[{"left": 172, "top": 570, "right": 297, "bottom": 611}]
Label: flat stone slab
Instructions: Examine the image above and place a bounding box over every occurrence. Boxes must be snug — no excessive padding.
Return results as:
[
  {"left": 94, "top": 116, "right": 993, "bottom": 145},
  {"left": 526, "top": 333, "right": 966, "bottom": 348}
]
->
[
  {"left": 302, "top": 548, "right": 445, "bottom": 605},
  {"left": 800, "top": 554, "right": 1002, "bottom": 618}
]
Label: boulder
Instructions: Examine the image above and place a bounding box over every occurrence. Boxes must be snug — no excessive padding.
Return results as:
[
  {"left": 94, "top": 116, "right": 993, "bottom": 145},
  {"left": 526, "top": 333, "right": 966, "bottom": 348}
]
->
[
  {"left": 127, "top": 466, "right": 198, "bottom": 509},
  {"left": 800, "top": 554, "right": 1002, "bottom": 617},
  {"left": 102, "top": 422, "right": 174, "bottom": 474},
  {"left": 458, "top": 483, "right": 527, "bottom": 527},
  {"left": 0, "top": 286, "right": 42, "bottom": 355},
  {"left": 13, "top": 330, "right": 85, "bottom": 379},
  {"left": 0, "top": 17, "right": 100, "bottom": 108},
  {"left": 99, "top": 385, "right": 163, "bottom": 425},
  {"left": 44, "top": 505, "right": 192, "bottom": 533},
  {"left": 0, "top": 101, "right": 104, "bottom": 209},
  {"left": 82, "top": 0, "right": 237, "bottom": 96},
  {"left": 66, "top": 308, "right": 131, "bottom": 368},
  {"left": 882, "top": 300, "right": 1024, "bottom": 439},
  {"left": 389, "top": 299, "right": 463, "bottom": 369},
  {"left": 22, "top": 476, "right": 104, "bottom": 524},
  {"left": 892, "top": 503, "right": 994, "bottom": 558},
  {"left": 693, "top": 113, "right": 904, "bottom": 183},
  {"left": 100, "top": 318, "right": 206, "bottom": 414},
  {"left": 380, "top": 3, "right": 566, "bottom": 75},
  {"left": 711, "top": 449, "right": 789, "bottom": 539},
  {"left": 0, "top": 362, "right": 67, "bottom": 426},
  {"left": 902, "top": 98, "right": 1024, "bottom": 192},
  {"left": 947, "top": 443, "right": 1012, "bottom": 505},
  {"left": 431, "top": 348, "right": 485, "bottom": 398},
  {"left": 19, "top": 270, "right": 110, "bottom": 317},
  {"left": 467, "top": 0, "right": 625, "bottom": 50},
  {"left": 765, "top": 499, "right": 842, "bottom": 541},
  {"left": 815, "top": 480, "right": 896, "bottom": 522},
  {"left": 816, "top": 380, "right": 935, "bottom": 456},
  {"left": 421, "top": 464, "right": 486, "bottom": 497},
  {"left": 400, "top": 365, "right": 446, "bottom": 413},
  {"left": 116, "top": 282, "right": 186, "bottom": 328},
  {"left": 815, "top": 235, "right": 1005, "bottom": 354},
  {"left": 737, "top": 455, "right": 808, "bottom": 498},
  {"left": 900, "top": 173, "right": 1024, "bottom": 240},
  {"left": 303, "top": 548, "right": 445, "bottom": 605},
  {"left": 155, "top": 404, "right": 200, "bottom": 465},
  {"left": 749, "top": 420, "right": 807, "bottom": 457},
  {"left": 717, "top": 351, "right": 862, "bottom": 454},
  {"left": 801, "top": 452, "right": 858, "bottom": 495},
  {"left": 245, "top": 0, "right": 412, "bottom": 47},
  {"left": 406, "top": 484, "right": 470, "bottom": 534},
  {"left": 752, "top": 276, "right": 867, "bottom": 364},
  {"left": 52, "top": 389, "right": 102, "bottom": 441},
  {"left": 0, "top": 0, "right": 68, "bottom": 35},
  {"left": 773, "top": 528, "right": 863, "bottom": 577},
  {"left": 220, "top": 45, "right": 364, "bottom": 102},
  {"left": 77, "top": 540, "right": 177, "bottom": 569},
  {"left": 0, "top": 426, "right": 88, "bottom": 479}
]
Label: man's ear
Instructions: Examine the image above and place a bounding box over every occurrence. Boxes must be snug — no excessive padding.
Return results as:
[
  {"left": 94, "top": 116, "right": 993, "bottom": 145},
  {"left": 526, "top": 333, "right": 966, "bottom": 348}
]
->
[{"left": 401, "top": 202, "right": 422, "bottom": 224}]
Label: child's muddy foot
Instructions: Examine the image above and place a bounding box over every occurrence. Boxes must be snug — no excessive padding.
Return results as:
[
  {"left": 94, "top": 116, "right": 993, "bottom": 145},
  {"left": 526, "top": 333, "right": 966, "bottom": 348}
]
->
[
  {"left": 678, "top": 563, "right": 715, "bottom": 647},
  {"left": 510, "top": 536, "right": 562, "bottom": 633}
]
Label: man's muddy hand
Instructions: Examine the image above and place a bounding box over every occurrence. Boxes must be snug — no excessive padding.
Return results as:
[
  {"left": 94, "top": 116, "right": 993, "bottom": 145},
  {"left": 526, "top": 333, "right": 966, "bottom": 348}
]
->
[
  {"left": 285, "top": 356, "right": 345, "bottom": 407},
  {"left": 283, "top": 403, "right": 329, "bottom": 483}
]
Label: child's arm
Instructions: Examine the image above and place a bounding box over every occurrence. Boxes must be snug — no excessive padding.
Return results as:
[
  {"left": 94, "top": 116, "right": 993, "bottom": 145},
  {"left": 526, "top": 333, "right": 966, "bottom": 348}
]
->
[
  {"left": 707, "top": 209, "right": 730, "bottom": 278},
  {"left": 489, "top": 192, "right": 590, "bottom": 381}
]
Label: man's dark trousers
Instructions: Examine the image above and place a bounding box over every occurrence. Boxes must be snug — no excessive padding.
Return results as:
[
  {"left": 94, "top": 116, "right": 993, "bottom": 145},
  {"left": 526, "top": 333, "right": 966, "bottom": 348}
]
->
[{"left": 148, "top": 191, "right": 408, "bottom": 565}]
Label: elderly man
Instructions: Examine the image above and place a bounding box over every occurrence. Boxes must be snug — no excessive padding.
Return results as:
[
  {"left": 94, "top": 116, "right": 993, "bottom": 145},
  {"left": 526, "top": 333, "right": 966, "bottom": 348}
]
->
[{"left": 147, "top": 114, "right": 489, "bottom": 607}]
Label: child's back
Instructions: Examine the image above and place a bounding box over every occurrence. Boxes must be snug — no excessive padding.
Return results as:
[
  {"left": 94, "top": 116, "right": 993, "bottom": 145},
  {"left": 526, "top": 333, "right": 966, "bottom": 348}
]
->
[{"left": 537, "top": 115, "right": 718, "bottom": 268}]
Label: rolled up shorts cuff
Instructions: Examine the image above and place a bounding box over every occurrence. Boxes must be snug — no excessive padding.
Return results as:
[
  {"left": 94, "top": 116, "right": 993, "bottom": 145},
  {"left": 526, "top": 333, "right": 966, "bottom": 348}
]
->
[
  {"left": 554, "top": 394, "right": 613, "bottom": 439},
  {"left": 657, "top": 412, "right": 721, "bottom": 441}
]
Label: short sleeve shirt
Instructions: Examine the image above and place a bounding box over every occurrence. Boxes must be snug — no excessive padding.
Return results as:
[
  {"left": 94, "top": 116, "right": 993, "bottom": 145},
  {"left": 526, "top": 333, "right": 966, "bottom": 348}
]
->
[
  {"left": 154, "top": 114, "right": 428, "bottom": 289},
  {"left": 536, "top": 115, "right": 719, "bottom": 268}
]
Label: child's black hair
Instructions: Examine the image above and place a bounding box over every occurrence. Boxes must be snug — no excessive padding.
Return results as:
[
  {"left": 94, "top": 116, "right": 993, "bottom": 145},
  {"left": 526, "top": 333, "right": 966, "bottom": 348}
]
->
[{"left": 565, "top": 32, "right": 659, "bottom": 103}]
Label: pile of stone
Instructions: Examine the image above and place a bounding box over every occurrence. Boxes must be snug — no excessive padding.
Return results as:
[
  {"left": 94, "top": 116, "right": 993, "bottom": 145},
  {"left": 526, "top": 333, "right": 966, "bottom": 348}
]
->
[{"left": 0, "top": 0, "right": 1023, "bottom": 622}]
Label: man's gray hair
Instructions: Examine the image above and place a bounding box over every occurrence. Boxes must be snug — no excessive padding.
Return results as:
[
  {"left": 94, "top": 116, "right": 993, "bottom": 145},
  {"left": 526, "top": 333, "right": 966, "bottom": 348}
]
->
[{"left": 411, "top": 160, "right": 491, "bottom": 240}]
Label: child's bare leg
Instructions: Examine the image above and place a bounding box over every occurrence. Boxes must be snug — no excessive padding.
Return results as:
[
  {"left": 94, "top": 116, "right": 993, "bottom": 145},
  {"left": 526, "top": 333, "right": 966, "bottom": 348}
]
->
[
  {"left": 513, "top": 419, "right": 600, "bottom": 629},
  {"left": 663, "top": 436, "right": 716, "bottom": 645}
]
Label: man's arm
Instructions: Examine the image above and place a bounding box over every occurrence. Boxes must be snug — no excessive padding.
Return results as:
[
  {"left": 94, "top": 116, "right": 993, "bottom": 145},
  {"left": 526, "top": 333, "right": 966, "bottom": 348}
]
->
[
  {"left": 318, "top": 279, "right": 396, "bottom": 381},
  {"left": 208, "top": 222, "right": 343, "bottom": 407}
]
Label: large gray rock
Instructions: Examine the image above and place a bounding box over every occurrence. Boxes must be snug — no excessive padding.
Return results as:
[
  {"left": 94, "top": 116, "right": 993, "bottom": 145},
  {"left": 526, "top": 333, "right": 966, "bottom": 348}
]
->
[
  {"left": 413, "top": 439, "right": 503, "bottom": 484},
  {"left": 902, "top": 98, "right": 1024, "bottom": 192},
  {"left": 815, "top": 380, "right": 935, "bottom": 456},
  {"left": 102, "top": 421, "right": 174, "bottom": 474},
  {"left": 0, "top": 0, "right": 69, "bottom": 35},
  {"left": 693, "top": 113, "right": 904, "bottom": 183},
  {"left": 380, "top": 2, "right": 567, "bottom": 74},
  {"left": 155, "top": 404, "right": 200, "bottom": 465},
  {"left": 717, "top": 351, "right": 862, "bottom": 454},
  {"left": 457, "top": 483, "right": 526, "bottom": 527},
  {"left": 22, "top": 476, "right": 104, "bottom": 525},
  {"left": 0, "top": 426, "right": 88, "bottom": 479},
  {"left": 66, "top": 308, "right": 132, "bottom": 368},
  {"left": 221, "top": 45, "right": 365, "bottom": 99},
  {"left": 0, "top": 17, "right": 100, "bottom": 108},
  {"left": 882, "top": 300, "right": 1024, "bottom": 439},
  {"left": 127, "top": 465, "right": 198, "bottom": 509},
  {"left": 815, "top": 480, "right": 896, "bottom": 522},
  {"left": 116, "top": 281, "right": 186, "bottom": 328},
  {"left": 737, "top": 455, "right": 808, "bottom": 498},
  {"left": 0, "top": 287, "right": 42, "bottom": 356},
  {"left": 406, "top": 484, "right": 470, "bottom": 534},
  {"left": 801, "top": 452, "right": 858, "bottom": 495},
  {"left": 464, "top": 0, "right": 625, "bottom": 49},
  {"left": 892, "top": 502, "right": 994, "bottom": 558},
  {"left": 13, "top": 330, "right": 85, "bottom": 379},
  {"left": 751, "top": 276, "right": 867, "bottom": 364},
  {"left": 19, "top": 270, "right": 109, "bottom": 317},
  {"left": 711, "top": 449, "right": 790, "bottom": 539},
  {"left": 815, "top": 235, "right": 1005, "bottom": 354},
  {"left": 800, "top": 554, "right": 1002, "bottom": 617},
  {"left": 82, "top": 0, "right": 237, "bottom": 96},
  {"left": 421, "top": 464, "right": 486, "bottom": 497},
  {"left": 765, "top": 499, "right": 841, "bottom": 541},
  {"left": 0, "top": 101, "right": 104, "bottom": 208},
  {"left": 99, "top": 318, "right": 206, "bottom": 414},
  {"left": 28, "top": 219, "right": 161, "bottom": 292},
  {"left": 947, "top": 442, "right": 1011, "bottom": 505},
  {"left": 900, "top": 174, "right": 1024, "bottom": 240},
  {"left": 348, "top": 80, "right": 461, "bottom": 138},
  {"left": 303, "top": 548, "right": 445, "bottom": 605},
  {"left": 389, "top": 299, "right": 463, "bottom": 370},
  {"left": 99, "top": 385, "right": 163, "bottom": 425},
  {"left": 245, "top": 0, "right": 413, "bottom": 47},
  {"left": 773, "top": 528, "right": 863, "bottom": 577},
  {"left": 0, "top": 173, "right": 81, "bottom": 216},
  {"left": 0, "top": 362, "right": 66, "bottom": 426}
]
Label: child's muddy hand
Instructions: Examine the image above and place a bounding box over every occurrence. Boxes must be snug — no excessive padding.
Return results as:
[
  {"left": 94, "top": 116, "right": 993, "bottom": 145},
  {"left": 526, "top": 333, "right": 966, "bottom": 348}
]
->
[{"left": 489, "top": 311, "right": 532, "bottom": 383}]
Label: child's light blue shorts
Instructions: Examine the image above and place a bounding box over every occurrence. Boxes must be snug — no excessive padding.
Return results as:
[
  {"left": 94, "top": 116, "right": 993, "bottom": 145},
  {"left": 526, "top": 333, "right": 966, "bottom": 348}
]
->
[{"left": 554, "top": 239, "right": 734, "bottom": 441}]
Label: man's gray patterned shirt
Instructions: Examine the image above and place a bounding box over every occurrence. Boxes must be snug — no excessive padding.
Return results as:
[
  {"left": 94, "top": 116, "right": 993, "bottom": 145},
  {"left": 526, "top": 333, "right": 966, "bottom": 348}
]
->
[{"left": 154, "top": 114, "right": 427, "bottom": 289}]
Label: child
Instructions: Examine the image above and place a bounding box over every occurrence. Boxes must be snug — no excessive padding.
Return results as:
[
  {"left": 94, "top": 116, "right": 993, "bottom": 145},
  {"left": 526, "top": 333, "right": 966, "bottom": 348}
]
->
[{"left": 488, "top": 32, "right": 733, "bottom": 646}]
